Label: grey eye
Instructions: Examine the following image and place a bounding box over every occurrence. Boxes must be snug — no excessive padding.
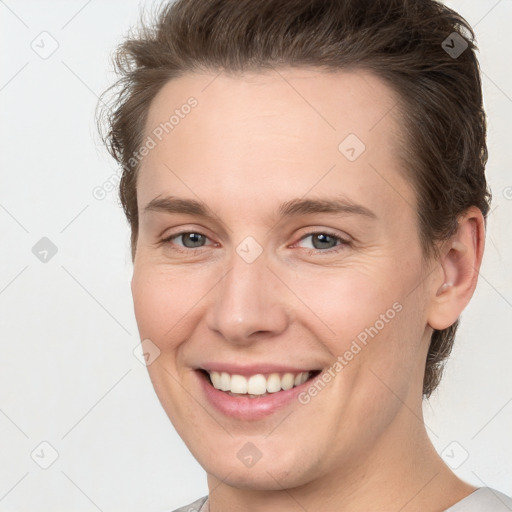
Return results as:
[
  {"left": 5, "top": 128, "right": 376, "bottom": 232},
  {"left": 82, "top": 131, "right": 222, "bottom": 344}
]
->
[
  {"left": 312, "top": 233, "right": 337, "bottom": 249},
  {"left": 300, "top": 233, "right": 340, "bottom": 250},
  {"left": 179, "top": 233, "right": 207, "bottom": 248}
]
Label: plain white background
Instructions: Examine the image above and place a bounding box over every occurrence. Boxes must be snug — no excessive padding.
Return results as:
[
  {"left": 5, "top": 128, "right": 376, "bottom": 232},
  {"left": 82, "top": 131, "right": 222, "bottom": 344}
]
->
[{"left": 0, "top": 0, "right": 511, "bottom": 510}]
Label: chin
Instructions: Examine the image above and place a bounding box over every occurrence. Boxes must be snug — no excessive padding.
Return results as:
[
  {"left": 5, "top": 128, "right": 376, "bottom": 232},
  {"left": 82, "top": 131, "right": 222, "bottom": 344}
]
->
[
  {"left": 193, "top": 440, "right": 322, "bottom": 492},
  {"left": 207, "top": 463, "right": 313, "bottom": 491}
]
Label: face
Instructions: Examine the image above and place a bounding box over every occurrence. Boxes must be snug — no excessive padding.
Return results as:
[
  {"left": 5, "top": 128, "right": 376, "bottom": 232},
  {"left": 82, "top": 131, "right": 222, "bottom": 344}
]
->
[{"left": 131, "top": 68, "right": 436, "bottom": 490}]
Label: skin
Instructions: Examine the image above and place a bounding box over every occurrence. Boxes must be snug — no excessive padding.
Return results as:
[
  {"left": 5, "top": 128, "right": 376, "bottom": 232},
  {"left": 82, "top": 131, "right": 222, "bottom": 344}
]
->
[{"left": 131, "top": 68, "right": 485, "bottom": 511}]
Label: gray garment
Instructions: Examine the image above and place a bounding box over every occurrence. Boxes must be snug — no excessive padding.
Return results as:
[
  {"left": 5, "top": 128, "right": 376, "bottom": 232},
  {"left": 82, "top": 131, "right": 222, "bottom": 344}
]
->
[
  {"left": 445, "top": 487, "right": 512, "bottom": 511},
  {"left": 171, "top": 496, "right": 208, "bottom": 512},
  {"left": 172, "top": 487, "right": 512, "bottom": 511}
]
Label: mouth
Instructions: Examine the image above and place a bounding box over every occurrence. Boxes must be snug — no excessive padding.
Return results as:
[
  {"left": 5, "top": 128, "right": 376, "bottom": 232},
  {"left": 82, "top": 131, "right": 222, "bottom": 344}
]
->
[{"left": 199, "top": 368, "right": 322, "bottom": 398}]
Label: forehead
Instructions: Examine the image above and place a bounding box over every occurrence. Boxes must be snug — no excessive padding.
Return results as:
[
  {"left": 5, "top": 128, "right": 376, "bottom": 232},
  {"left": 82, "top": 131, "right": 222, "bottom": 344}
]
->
[
  {"left": 139, "top": 67, "right": 415, "bottom": 224},
  {"left": 144, "top": 67, "right": 403, "bottom": 151}
]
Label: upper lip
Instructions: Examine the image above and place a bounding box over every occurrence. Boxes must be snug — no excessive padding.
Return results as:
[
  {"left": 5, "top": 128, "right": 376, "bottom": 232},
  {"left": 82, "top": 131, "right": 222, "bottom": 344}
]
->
[{"left": 198, "top": 363, "right": 320, "bottom": 376}]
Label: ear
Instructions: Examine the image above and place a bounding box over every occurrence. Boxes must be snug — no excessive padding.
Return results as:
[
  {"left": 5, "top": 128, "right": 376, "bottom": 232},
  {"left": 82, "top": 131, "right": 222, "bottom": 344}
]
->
[{"left": 427, "top": 206, "right": 486, "bottom": 331}]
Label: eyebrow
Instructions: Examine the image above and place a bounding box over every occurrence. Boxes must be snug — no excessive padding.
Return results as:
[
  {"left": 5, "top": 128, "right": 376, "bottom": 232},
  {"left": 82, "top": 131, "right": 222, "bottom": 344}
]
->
[
  {"left": 143, "top": 195, "right": 377, "bottom": 221},
  {"left": 278, "top": 197, "right": 377, "bottom": 220}
]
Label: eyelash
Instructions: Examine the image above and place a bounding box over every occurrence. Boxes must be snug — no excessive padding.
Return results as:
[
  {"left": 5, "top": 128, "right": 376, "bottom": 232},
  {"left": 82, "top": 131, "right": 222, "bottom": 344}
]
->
[{"left": 160, "top": 230, "right": 350, "bottom": 255}]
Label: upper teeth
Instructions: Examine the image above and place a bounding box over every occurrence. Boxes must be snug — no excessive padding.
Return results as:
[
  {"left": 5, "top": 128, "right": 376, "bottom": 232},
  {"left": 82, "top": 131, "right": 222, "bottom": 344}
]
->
[{"left": 208, "top": 371, "right": 310, "bottom": 395}]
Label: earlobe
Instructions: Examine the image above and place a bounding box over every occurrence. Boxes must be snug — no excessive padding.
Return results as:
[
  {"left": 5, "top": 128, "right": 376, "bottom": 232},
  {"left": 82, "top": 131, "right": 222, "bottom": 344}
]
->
[{"left": 427, "top": 207, "right": 485, "bottom": 331}]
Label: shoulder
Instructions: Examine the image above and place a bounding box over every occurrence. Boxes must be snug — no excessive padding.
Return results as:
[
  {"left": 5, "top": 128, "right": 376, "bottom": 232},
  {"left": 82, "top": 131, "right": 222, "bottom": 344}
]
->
[
  {"left": 446, "top": 487, "right": 512, "bottom": 511},
  {"left": 169, "top": 496, "right": 208, "bottom": 512}
]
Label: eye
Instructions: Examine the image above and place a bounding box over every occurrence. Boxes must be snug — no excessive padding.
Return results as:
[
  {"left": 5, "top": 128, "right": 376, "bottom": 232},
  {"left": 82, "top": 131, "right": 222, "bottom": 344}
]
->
[
  {"left": 159, "top": 230, "right": 349, "bottom": 255},
  {"left": 161, "top": 231, "right": 214, "bottom": 250},
  {"left": 295, "top": 231, "right": 350, "bottom": 253}
]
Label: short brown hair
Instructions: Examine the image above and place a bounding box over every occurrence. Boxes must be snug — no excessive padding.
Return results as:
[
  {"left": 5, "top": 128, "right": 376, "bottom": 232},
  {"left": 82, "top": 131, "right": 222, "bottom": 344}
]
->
[{"left": 97, "top": 0, "right": 491, "bottom": 398}]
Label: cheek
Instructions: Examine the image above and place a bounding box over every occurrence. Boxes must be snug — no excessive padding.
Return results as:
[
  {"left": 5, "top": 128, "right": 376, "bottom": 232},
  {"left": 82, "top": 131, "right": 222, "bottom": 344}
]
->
[
  {"left": 131, "top": 271, "right": 165, "bottom": 339},
  {"left": 131, "top": 265, "right": 204, "bottom": 347},
  {"left": 292, "top": 262, "right": 427, "bottom": 392},
  {"left": 131, "top": 266, "right": 207, "bottom": 419},
  {"left": 289, "top": 267, "right": 400, "bottom": 348}
]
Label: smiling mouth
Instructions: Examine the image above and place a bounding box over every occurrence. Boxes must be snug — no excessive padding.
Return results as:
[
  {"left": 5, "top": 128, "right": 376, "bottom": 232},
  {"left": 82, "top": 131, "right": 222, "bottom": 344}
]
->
[{"left": 200, "top": 369, "right": 322, "bottom": 398}]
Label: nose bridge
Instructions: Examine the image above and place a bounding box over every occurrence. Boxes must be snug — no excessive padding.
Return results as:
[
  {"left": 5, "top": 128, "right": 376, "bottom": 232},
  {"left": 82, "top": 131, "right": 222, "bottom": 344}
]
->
[{"left": 207, "top": 247, "right": 288, "bottom": 343}]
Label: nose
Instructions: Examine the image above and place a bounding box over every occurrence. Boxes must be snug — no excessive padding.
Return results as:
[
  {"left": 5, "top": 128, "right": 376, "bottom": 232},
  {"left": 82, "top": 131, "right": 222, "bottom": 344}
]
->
[{"left": 206, "top": 250, "right": 289, "bottom": 345}]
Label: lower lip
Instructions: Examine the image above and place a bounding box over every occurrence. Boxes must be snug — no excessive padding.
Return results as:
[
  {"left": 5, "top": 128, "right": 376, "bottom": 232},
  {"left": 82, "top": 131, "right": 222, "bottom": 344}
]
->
[{"left": 197, "top": 371, "right": 317, "bottom": 420}]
